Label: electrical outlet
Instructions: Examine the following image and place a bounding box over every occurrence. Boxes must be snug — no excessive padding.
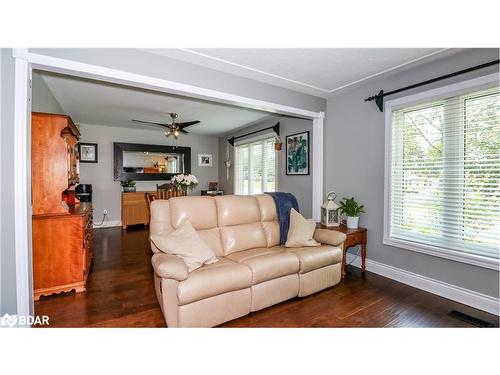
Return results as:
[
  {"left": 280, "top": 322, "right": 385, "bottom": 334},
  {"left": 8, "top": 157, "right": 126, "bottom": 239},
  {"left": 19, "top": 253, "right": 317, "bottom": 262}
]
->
[{"left": 103, "top": 209, "right": 108, "bottom": 215}]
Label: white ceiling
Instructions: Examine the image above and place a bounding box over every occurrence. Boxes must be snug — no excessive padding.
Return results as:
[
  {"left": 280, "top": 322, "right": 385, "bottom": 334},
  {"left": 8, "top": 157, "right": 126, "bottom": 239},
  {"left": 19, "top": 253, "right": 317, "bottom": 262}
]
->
[
  {"left": 143, "top": 48, "right": 457, "bottom": 97},
  {"left": 40, "top": 72, "right": 270, "bottom": 136}
]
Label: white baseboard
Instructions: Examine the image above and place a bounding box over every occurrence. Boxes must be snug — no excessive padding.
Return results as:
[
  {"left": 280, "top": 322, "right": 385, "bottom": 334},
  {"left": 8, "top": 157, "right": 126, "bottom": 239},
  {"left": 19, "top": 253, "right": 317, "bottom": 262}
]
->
[
  {"left": 346, "top": 254, "right": 500, "bottom": 316},
  {"left": 93, "top": 220, "right": 122, "bottom": 229}
]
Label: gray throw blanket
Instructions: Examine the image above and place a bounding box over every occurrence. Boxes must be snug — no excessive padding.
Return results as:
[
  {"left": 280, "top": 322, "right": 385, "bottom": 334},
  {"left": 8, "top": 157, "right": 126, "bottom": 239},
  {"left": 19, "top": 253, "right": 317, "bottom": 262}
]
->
[{"left": 265, "top": 192, "right": 299, "bottom": 245}]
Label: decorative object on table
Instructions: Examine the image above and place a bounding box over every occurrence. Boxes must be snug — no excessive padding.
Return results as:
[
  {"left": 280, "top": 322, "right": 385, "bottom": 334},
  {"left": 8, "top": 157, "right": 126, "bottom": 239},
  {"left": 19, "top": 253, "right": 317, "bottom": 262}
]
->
[
  {"left": 274, "top": 134, "right": 283, "bottom": 151},
  {"left": 120, "top": 179, "right": 136, "bottom": 192},
  {"left": 201, "top": 190, "right": 224, "bottom": 196},
  {"left": 338, "top": 197, "right": 365, "bottom": 229},
  {"left": 78, "top": 142, "right": 98, "bottom": 163},
  {"left": 321, "top": 191, "right": 341, "bottom": 227},
  {"left": 171, "top": 173, "right": 199, "bottom": 194},
  {"left": 198, "top": 153, "right": 213, "bottom": 167},
  {"left": 286, "top": 131, "right": 309, "bottom": 175},
  {"left": 208, "top": 181, "right": 219, "bottom": 191}
]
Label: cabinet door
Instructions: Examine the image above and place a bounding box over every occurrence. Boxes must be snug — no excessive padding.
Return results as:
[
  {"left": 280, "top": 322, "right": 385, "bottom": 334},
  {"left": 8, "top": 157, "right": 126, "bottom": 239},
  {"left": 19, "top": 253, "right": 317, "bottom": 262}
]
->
[{"left": 122, "top": 193, "right": 150, "bottom": 226}]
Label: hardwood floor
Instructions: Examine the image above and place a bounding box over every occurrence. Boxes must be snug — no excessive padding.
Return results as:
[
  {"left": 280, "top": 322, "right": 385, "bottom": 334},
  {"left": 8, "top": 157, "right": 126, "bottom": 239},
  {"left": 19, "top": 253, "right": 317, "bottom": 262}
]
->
[{"left": 34, "top": 226, "right": 499, "bottom": 328}]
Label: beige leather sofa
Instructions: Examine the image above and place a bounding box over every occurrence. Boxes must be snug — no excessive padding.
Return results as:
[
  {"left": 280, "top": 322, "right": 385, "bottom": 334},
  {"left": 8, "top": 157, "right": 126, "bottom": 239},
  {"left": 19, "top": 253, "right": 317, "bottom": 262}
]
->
[{"left": 150, "top": 194, "right": 346, "bottom": 327}]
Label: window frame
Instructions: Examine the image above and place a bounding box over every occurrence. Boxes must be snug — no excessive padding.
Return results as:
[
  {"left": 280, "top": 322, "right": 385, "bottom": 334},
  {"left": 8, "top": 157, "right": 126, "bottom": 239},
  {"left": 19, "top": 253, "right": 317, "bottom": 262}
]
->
[
  {"left": 383, "top": 73, "right": 499, "bottom": 270},
  {"left": 233, "top": 132, "right": 278, "bottom": 195}
]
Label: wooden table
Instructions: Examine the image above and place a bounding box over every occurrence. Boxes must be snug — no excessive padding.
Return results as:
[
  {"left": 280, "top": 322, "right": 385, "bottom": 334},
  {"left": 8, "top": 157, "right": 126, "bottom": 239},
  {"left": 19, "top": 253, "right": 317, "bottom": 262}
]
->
[{"left": 318, "top": 224, "right": 367, "bottom": 279}]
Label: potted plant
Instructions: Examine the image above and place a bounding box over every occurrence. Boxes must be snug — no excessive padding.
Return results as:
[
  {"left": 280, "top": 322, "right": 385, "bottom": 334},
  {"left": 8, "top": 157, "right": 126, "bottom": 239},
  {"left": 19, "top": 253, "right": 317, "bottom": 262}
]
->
[
  {"left": 274, "top": 134, "right": 283, "bottom": 151},
  {"left": 120, "top": 179, "right": 136, "bottom": 193},
  {"left": 339, "top": 197, "right": 365, "bottom": 229},
  {"left": 171, "top": 174, "right": 198, "bottom": 195}
]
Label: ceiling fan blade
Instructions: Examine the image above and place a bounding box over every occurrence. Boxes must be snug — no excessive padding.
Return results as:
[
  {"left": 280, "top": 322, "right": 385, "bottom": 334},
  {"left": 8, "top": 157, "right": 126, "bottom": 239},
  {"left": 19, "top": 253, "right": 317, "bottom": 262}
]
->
[
  {"left": 178, "top": 120, "right": 200, "bottom": 129},
  {"left": 180, "top": 129, "right": 189, "bottom": 134},
  {"left": 132, "top": 119, "right": 169, "bottom": 127}
]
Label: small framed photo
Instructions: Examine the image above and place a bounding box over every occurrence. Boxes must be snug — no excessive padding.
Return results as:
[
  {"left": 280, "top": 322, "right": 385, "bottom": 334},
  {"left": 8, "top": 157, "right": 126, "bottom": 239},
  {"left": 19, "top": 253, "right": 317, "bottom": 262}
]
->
[
  {"left": 286, "top": 131, "right": 309, "bottom": 175},
  {"left": 208, "top": 181, "right": 219, "bottom": 191},
  {"left": 198, "top": 154, "right": 213, "bottom": 167},
  {"left": 78, "top": 143, "right": 98, "bottom": 163}
]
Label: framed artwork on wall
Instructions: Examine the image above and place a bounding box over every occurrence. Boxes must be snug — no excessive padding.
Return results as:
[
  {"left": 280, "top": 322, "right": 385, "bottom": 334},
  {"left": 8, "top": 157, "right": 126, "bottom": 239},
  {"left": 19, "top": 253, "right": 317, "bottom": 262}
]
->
[
  {"left": 198, "top": 153, "right": 213, "bottom": 167},
  {"left": 78, "top": 143, "right": 98, "bottom": 163},
  {"left": 286, "top": 131, "right": 309, "bottom": 175}
]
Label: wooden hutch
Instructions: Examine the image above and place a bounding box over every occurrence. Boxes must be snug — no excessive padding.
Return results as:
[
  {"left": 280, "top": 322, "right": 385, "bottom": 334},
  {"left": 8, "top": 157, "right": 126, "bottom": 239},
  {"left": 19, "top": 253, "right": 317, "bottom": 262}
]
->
[{"left": 31, "top": 112, "right": 93, "bottom": 301}]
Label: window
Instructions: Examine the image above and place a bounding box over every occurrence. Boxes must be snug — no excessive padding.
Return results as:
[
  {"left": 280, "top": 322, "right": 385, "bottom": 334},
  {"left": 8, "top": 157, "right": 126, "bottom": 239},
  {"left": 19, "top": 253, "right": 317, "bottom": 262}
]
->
[
  {"left": 234, "top": 135, "right": 276, "bottom": 194},
  {"left": 385, "top": 79, "right": 499, "bottom": 269}
]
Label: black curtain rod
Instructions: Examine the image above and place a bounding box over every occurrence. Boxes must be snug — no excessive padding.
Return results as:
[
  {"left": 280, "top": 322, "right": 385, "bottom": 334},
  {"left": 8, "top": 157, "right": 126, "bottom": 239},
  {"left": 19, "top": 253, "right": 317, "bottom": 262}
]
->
[
  {"left": 227, "top": 122, "right": 280, "bottom": 146},
  {"left": 365, "top": 59, "right": 499, "bottom": 112}
]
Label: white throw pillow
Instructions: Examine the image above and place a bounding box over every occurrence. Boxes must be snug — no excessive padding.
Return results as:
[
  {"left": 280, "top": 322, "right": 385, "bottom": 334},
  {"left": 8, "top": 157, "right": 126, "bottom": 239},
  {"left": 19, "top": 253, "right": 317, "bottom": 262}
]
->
[
  {"left": 150, "top": 220, "right": 218, "bottom": 272},
  {"left": 285, "top": 208, "right": 321, "bottom": 248}
]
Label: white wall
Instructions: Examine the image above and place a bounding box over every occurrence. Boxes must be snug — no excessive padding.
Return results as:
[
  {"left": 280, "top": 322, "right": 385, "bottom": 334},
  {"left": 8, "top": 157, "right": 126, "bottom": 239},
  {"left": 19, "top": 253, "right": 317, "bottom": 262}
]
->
[
  {"left": 219, "top": 116, "right": 314, "bottom": 217},
  {"left": 326, "top": 48, "right": 499, "bottom": 298},
  {"left": 79, "top": 123, "right": 219, "bottom": 224}
]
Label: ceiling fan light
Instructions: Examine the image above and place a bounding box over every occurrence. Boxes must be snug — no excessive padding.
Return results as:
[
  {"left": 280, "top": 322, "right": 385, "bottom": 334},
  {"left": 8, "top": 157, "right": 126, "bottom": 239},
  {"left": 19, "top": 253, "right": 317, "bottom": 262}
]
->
[
  {"left": 174, "top": 130, "right": 179, "bottom": 137},
  {"left": 165, "top": 130, "right": 170, "bottom": 137}
]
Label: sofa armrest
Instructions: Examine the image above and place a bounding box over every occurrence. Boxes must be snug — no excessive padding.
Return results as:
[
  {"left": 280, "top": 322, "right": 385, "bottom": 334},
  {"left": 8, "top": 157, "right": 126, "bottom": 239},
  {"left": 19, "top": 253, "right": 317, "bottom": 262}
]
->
[
  {"left": 151, "top": 253, "right": 189, "bottom": 281},
  {"left": 313, "top": 228, "right": 346, "bottom": 247}
]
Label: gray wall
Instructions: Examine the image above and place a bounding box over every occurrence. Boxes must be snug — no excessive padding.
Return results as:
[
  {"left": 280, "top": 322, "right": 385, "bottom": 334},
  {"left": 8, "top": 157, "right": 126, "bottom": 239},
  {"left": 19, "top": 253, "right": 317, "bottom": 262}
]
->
[
  {"left": 1, "top": 49, "right": 17, "bottom": 314},
  {"left": 32, "top": 70, "right": 64, "bottom": 114},
  {"left": 79, "top": 124, "right": 219, "bottom": 224},
  {"left": 218, "top": 116, "right": 314, "bottom": 218},
  {"left": 326, "top": 48, "right": 500, "bottom": 298}
]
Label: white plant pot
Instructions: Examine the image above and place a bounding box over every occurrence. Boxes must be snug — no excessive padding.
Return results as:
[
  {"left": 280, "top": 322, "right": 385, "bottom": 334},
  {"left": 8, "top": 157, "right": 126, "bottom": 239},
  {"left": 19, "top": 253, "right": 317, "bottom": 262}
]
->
[{"left": 346, "top": 216, "right": 359, "bottom": 229}]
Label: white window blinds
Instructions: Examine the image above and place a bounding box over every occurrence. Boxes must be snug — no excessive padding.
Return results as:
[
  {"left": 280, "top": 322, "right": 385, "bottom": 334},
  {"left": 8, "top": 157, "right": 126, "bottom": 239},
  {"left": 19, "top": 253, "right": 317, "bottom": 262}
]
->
[
  {"left": 234, "top": 136, "right": 276, "bottom": 195},
  {"left": 389, "top": 86, "right": 500, "bottom": 262}
]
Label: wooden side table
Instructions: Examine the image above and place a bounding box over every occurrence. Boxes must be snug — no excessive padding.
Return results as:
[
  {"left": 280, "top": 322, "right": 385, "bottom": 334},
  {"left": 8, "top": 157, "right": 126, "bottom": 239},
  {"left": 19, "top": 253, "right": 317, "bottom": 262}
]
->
[{"left": 318, "top": 224, "right": 367, "bottom": 279}]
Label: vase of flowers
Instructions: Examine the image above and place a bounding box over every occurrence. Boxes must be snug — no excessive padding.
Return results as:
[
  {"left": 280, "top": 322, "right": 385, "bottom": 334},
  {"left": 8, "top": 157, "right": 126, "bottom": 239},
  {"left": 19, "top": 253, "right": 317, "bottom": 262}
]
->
[
  {"left": 171, "top": 174, "right": 198, "bottom": 195},
  {"left": 120, "top": 179, "right": 136, "bottom": 192}
]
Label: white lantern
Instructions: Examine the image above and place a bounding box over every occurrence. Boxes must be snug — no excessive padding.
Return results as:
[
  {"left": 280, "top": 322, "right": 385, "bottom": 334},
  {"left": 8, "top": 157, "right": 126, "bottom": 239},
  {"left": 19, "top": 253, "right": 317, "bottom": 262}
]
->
[{"left": 321, "top": 191, "right": 340, "bottom": 227}]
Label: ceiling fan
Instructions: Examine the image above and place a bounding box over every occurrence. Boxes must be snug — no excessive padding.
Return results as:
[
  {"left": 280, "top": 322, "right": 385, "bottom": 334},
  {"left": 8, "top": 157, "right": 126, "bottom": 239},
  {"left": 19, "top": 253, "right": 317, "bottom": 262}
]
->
[{"left": 132, "top": 113, "right": 200, "bottom": 138}]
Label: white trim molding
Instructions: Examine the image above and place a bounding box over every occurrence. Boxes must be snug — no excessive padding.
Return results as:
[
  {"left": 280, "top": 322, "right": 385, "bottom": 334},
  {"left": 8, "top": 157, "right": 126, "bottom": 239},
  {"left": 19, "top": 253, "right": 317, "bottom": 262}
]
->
[
  {"left": 93, "top": 220, "right": 122, "bottom": 229},
  {"left": 13, "top": 50, "right": 33, "bottom": 320},
  {"left": 346, "top": 254, "right": 500, "bottom": 316},
  {"left": 383, "top": 73, "right": 500, "bottom": 271},
  {"left": 312, "top": 112, "right": 324, "bottom": 222}
]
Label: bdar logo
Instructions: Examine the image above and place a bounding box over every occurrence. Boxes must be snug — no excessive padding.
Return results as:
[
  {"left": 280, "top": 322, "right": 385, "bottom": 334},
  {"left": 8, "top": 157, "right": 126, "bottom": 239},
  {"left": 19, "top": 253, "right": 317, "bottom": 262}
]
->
[{"left": 0, "top": 313, "right": 17, "bottom": 328}]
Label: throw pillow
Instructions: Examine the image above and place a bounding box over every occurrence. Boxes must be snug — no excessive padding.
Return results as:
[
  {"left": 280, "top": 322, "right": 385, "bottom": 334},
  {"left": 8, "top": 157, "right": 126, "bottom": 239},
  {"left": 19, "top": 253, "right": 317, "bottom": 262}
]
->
[
  {"left": 285, "top": 208, "right": 321, "bottom": 248},
  {"left": 150, "top": 220, "right": 218, "bottom": 272}
]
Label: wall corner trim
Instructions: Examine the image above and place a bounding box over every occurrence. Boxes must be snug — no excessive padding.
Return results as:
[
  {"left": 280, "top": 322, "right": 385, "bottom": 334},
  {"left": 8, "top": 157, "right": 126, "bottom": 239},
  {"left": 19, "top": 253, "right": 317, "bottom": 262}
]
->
[{"left": 346, "top": 254, "right": 500, "bottom": 316}]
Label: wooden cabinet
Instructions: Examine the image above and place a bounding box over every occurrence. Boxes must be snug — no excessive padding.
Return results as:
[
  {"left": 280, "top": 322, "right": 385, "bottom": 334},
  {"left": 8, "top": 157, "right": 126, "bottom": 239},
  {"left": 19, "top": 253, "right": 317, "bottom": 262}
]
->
[
  {"left": 32, "top": 204, "right": 93, "bottom": 301},
  {"left": 31, "top": 112, "right": 93, "bottom": 300},
  {"left": 121, "top": 191, "right": 154, "bottom": 229}
]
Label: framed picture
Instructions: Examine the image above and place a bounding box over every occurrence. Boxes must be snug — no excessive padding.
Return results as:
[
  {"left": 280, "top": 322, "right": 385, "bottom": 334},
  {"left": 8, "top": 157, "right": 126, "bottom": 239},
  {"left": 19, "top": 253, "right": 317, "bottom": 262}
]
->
[
  {"left": 78, "top": 143, "right": 98, "bottom": 163},
  {"left": 198, "top": 153, "right": 213, "bottom": 167},
  {"left": 286, "top": 131, "right": 309, "bottom": 175},
  {"left": 208, "top": 181, "right": 219, "bottom": 191}
]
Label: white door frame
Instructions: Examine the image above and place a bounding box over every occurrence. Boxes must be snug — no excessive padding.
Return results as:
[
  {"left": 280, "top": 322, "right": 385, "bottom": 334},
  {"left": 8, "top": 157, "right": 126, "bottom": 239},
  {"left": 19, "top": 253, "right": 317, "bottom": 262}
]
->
[{"left": 12, "top": 48, "right": 324, "bottom": 319}]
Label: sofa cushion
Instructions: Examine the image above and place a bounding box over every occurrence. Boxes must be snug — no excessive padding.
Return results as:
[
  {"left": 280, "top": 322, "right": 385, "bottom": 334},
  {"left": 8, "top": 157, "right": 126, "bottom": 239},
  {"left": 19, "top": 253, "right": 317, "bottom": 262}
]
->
[
  {"left": 214, "top": 195, "right": 261, "bottom": 226},
  {"left": 169, "top": 196, "right": 218, "bottom": 230},
  {"left": 150, "top": 220, "right": 218, "bottom": 273},
  {"left": 287, "top": 245, "right": 342, "bottom": 274},
  {"left": 285, "top": 208, "right": 320, "bottom": 248},
  {"left": 220, "top": 223, "right": 268, "bottom": 255},
  {"left": 226, "top": 247, "right": 300, "bottom": 284},
  {"left": 256, "top": 194, "right": 280, "bottom": 247},
  {"left": 177, "top": 258, "right": 253, "bottom": 305}
]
